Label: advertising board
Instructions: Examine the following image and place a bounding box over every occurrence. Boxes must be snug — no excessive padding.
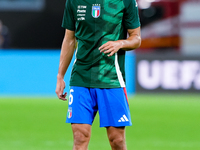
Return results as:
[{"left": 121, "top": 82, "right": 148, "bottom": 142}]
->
[{"left": 136, "top": 54, "right": 200, "bottom": 93}]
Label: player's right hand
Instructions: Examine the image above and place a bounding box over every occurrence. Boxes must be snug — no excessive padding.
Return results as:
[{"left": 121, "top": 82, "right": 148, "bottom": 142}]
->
[{"left": 55, "top": 75, "right": 67, "bottom": 101}]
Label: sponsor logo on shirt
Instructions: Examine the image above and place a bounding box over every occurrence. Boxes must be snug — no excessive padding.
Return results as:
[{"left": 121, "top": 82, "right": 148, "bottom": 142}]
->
[
  {"left": 78, "top": 17, "right": 85, "bottom": 21},
  {"left": 92, "top": 4, "right": 100, "bottom": 18},
  {"left": 77, "top": 5, "right": 87, "bottom": 21}
]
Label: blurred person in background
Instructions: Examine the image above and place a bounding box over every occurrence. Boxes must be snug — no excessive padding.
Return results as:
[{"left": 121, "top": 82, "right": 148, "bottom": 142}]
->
[{"left": 0, "top": 20, "right": 10, "bottom": 49}]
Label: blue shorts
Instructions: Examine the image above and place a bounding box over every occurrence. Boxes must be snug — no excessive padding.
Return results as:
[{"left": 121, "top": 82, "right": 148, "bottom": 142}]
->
[{"left": 66, "top": 86, "right": 132, "bottom": 127}]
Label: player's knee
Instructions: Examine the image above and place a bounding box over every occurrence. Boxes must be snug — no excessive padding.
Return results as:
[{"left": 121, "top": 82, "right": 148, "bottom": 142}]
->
[
  {"left": 108, "top": 135, "right": 125, "bottom": 149},
  {"left": 73, "top": 129, "right": 90, "bottom": 146}
]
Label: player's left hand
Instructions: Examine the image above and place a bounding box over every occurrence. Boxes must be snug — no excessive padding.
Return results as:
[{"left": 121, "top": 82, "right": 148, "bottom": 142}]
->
[{"left": 99, "top": 41, "right": 123, "bottom": 57}]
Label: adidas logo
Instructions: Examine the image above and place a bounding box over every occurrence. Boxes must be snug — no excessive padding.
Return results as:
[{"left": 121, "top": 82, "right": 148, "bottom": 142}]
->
[{"left": 118, "top": 114, "right": 129, "bottom": 122}]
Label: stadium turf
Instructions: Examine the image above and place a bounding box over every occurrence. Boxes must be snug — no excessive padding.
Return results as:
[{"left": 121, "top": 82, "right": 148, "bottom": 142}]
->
[{"left": 0, "top": 94, "right": 200, "bottom": 150}]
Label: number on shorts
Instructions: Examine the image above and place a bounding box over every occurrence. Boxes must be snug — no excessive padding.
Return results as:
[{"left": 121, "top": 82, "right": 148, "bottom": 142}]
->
[{"left": 69, "top": 89, "right": 74, "bottom": 105}]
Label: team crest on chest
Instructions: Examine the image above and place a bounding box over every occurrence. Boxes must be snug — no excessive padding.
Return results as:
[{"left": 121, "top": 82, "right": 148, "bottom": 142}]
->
[{"left": 92, "top": 4, "right": 100, "bottom": 18}]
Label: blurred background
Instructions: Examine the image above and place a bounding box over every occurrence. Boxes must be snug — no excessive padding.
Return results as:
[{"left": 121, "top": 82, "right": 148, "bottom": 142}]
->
[{"left": 0, "top": 0, "right": 200, "bottom": 150}]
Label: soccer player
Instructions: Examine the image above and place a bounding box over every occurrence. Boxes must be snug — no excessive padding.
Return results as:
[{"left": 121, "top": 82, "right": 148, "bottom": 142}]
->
[{"left": 55, "top": 0, "right": 141, "bottom": 149}]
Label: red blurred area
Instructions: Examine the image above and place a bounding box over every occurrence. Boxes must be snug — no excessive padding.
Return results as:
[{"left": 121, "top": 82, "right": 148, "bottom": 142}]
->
[{"left": 136, "top": 0, "right": 200, "bottom": 53}]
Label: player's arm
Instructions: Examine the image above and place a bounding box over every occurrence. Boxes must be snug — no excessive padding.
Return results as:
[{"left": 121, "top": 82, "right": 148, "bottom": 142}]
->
[
  {"left": 120, "top": 27, "right": 141, "bottom": 50},
  {"left": 55, "top": 29, "right": 76, "bottom": 101},
  {"left": 99, "top": 27, "right": 141, "bottom": 57}
]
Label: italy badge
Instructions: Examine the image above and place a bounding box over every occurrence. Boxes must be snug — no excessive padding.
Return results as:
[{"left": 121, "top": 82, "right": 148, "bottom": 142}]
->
[
  {"left": 67, "top": 107, "right": 72, "bottom": 118},
  {"left": 92, "top": 4, "right": 100, "bottom": 18}
]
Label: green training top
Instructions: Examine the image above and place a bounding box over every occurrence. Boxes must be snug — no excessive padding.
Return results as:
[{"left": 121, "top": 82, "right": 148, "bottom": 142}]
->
[{"left": 62, "top": 0, "right": 140, "bottom": 88}]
